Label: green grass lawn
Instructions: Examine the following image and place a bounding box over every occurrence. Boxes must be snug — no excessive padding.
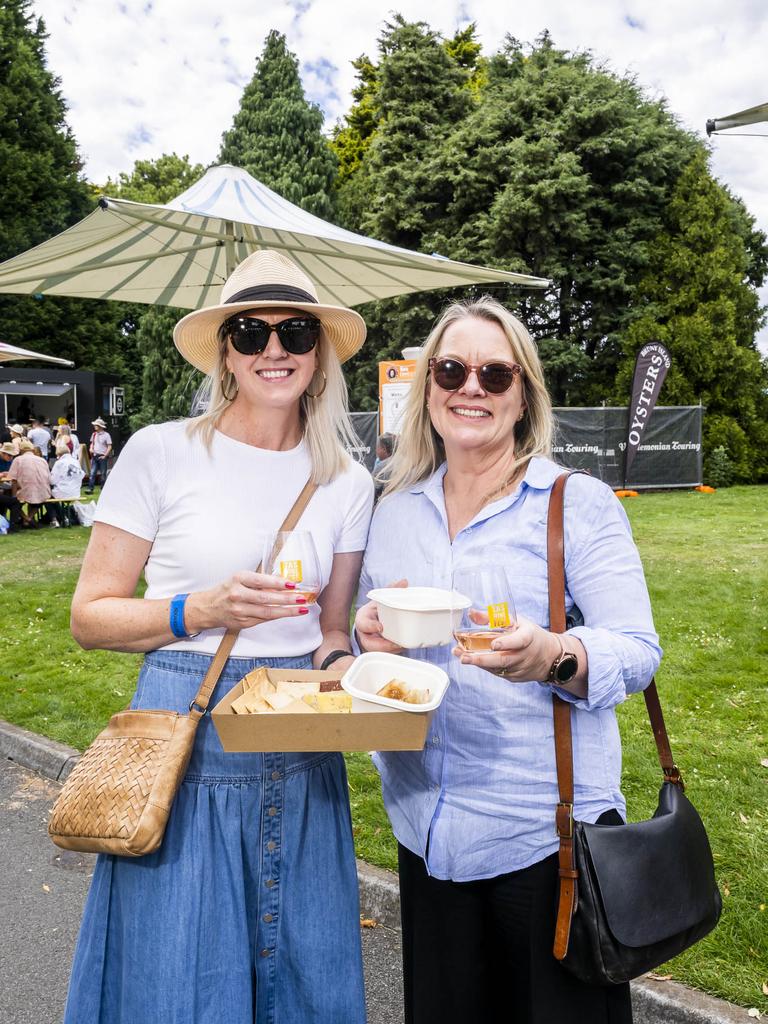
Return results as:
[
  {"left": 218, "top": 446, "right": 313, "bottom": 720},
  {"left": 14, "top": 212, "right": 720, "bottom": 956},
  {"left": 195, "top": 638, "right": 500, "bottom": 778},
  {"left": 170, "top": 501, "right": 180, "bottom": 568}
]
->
[{"left": 0, "top": 486, "right": 766, "bottom": 1009}]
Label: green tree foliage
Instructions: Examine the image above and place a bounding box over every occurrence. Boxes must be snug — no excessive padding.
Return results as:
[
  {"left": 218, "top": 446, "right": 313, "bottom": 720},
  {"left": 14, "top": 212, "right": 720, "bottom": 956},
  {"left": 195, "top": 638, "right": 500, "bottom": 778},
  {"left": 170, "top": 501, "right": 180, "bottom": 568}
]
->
[
  {"left": 0, "top": 0, "right": 89, "bottom": 257},
  {"left": 103, "top": 154, "right": 207, "bottom": 430},
  {"left": 219, "top": 30, "right": 336, "bottom": 218},
  {"left": 0, "top": 0, "right": 135, "bottom": 406},
  {"left": 618, "top": 153, "right": 768, "bottom": 480},
  {"left": 425, "top": 34, "right": 710, "bottom": 403},
  {"left": 333, "top": 18, "right": 483, "bottom": 408},
  {"left": 336, "top": 26, "right": 767, "bottom": 484},
  {"left": 101, "top": 152, "right": 205, "bottom": 205}
]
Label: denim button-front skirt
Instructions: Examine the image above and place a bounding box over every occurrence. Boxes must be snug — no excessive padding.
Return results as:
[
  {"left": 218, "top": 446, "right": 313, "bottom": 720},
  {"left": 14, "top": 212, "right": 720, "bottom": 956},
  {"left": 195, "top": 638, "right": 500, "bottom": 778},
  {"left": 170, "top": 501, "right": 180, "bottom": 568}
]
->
[{"left": 63, "top": 650, "right": 366, "bottom": 1024}]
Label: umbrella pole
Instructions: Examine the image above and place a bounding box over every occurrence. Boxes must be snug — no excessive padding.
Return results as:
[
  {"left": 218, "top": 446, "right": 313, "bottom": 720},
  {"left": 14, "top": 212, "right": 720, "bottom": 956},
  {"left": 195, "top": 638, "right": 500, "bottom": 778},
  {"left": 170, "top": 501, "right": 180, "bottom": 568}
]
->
[{"left": 225, "top": 222, "right": 237, "bottom": 276}]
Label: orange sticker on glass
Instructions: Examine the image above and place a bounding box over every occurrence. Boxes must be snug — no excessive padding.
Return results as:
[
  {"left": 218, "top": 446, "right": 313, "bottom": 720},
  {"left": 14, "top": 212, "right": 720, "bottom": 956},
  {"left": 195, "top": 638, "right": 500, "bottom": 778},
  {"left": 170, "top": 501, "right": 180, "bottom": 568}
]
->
[
  {"left": 280, "top": 559, "right": 303, "bottom": 583},
  {"left": 487, "top": 601, "right": 511, "bottom": 629}
]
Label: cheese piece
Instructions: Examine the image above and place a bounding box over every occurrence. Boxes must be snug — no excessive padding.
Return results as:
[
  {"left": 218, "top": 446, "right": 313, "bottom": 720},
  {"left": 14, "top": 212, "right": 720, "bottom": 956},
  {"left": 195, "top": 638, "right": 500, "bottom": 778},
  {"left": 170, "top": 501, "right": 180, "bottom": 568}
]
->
[
  {"left": 264, "top": 690, "right": 299, "bottom": 711},
  {"left": 231, "top": 691, "right": 271, "bottom": 715},
  {"left": 302, "top": 692, "right": 352, "bottom": 714},
  {"left": 275, "top": 699, "right": 319, "bottom": 714},
  {"left": 242, "top": 667, "right": 275, "bottom": 695},
  {"left": 275, "top": 680, "right": 321, "bottom": 698}
]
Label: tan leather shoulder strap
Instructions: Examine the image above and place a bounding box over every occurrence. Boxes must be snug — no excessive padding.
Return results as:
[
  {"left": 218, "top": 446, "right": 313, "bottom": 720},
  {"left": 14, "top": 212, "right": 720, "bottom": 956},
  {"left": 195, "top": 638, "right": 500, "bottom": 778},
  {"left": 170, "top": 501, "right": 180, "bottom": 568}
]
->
[
  {"left": 549, "top": 471, "right": 681, "bottom": 960},
  {"left": 189, "top": 478, "right": 318, "bottom": 718}
]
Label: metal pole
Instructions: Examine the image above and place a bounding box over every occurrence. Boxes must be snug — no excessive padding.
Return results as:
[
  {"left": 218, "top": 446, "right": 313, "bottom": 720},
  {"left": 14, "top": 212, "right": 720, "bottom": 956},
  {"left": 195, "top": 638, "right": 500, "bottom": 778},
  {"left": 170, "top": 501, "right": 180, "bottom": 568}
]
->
[{"left": 224, "top": 221, "right": 237, "bottom": 276}]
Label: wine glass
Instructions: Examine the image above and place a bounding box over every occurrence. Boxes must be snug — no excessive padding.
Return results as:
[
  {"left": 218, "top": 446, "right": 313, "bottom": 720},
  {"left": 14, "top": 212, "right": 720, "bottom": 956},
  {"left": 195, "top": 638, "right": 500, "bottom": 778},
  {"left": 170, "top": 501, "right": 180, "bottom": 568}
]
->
[
  {"left": 451, "top": 565, "right": 517, "bottom": 652},
  {"left": 261, "top": 530, "right": 322, "bottom": 604}
]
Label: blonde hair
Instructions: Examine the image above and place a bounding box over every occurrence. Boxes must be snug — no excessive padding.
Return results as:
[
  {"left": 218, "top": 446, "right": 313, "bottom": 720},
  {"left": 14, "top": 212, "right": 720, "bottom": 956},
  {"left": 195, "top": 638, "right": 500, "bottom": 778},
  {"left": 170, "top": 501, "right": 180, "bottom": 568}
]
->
[
  {"left": 186, "top": 327, "right": 359, "bottom": 486},
  {"left": 383, "top": 297, "right": 554, "bottom": 498}
]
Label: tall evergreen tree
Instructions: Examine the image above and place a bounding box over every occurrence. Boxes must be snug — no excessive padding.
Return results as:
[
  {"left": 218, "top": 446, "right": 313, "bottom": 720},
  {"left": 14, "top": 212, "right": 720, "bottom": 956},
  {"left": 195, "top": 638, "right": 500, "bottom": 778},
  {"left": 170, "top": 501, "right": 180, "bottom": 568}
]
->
[
  {"left": 0, "top": 0, "right": 132, "bottom": 396},
  {"left": 617, "top": 153, "right": 768, "bottom": 480},
  {"left": 423, "top": 33, "right": 709, "bottom": 404},
  {"left": 333, "top": 18, "right": 483, "bottom": 408},
  {"left": 101, "top": 154, "right": 207, "bottom": 431},
  {"left": 219, "top": 30, "right": 336, "bottom": 219}
]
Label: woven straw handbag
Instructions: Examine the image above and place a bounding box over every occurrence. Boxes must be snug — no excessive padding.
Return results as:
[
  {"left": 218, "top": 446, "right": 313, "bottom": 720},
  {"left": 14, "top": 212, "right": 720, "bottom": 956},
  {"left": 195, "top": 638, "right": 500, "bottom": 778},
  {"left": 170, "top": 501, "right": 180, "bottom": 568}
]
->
[{"left": 48, "top": 480, "right": 317, "bottom": 857}]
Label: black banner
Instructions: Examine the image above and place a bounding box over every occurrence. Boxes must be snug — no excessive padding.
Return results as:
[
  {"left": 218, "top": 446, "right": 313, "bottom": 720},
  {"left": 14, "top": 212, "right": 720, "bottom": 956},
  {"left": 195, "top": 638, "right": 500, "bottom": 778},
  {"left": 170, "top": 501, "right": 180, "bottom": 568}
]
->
[
  {"left": 624, "top": 343, "right": 671, "bottom": 485},
  {"left": 553, "top": 406, "right": 702, "bottom": 488},
  {"left": 348, "top": 412, "right": 378, "bottom": 472},
  {"left": 344, "top": 404, "right": 702, "bottom": 489}
]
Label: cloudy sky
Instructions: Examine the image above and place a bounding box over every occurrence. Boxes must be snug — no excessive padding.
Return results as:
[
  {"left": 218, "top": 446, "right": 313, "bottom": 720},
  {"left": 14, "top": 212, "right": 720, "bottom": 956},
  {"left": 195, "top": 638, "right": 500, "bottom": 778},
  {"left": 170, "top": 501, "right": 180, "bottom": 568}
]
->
[{"left": 31, "top": 0, "right": 768, "bottom": 351}]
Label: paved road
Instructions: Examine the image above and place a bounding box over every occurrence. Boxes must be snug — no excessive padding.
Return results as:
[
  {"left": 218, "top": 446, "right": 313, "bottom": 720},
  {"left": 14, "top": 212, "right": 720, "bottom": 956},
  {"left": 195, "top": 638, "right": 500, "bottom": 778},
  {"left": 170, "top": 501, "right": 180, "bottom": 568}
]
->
[{"left": 0, "top": 758, "right": 404, "bottom": 1024}]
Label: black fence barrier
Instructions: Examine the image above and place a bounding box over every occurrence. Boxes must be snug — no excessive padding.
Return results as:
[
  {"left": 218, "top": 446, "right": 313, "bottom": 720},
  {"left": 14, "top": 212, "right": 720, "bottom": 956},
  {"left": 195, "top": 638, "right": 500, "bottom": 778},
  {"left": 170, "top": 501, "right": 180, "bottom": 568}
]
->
[
  {"left": 346, "top": 406, "right": 703, "bottom": 489},
  {"left": 552, "top": 406, "right": 702, "bottom": 488}
]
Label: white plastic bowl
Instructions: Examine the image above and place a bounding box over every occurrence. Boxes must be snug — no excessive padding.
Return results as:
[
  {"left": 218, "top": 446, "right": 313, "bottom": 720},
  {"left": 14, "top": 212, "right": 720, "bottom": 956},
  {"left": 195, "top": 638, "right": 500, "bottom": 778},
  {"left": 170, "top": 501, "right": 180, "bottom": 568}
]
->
[
  {"left": 341, "top": 652, "right": 449, "bottom": 713},
  {"left": 367, "top": 586, "right": 471, "bottom": 648}
]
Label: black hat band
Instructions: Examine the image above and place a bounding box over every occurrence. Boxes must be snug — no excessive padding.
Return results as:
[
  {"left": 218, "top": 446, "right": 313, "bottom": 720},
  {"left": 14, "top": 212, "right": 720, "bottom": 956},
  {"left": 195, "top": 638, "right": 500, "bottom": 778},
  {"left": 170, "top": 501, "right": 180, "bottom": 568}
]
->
[{"left": 225, "top": 285, "right": 317, "bottom": 305}]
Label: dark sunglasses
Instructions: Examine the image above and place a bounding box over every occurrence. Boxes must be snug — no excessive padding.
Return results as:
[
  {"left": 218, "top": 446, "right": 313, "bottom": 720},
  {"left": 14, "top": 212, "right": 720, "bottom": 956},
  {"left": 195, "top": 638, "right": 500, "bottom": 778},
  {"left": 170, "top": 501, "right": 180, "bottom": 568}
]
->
[
  {"left": 222, "top": 315, "right": 322, "bottom": 356},
  {"left": 429, "top": 356, "right": 523, "bottom": 394}
]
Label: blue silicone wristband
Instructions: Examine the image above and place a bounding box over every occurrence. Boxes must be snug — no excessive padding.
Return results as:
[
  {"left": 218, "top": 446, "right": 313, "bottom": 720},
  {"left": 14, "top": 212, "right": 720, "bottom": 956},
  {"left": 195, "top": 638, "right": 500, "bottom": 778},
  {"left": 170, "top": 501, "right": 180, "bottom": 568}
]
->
[{"left": 169, "top": 593, "right": 191, "bottom": 638}]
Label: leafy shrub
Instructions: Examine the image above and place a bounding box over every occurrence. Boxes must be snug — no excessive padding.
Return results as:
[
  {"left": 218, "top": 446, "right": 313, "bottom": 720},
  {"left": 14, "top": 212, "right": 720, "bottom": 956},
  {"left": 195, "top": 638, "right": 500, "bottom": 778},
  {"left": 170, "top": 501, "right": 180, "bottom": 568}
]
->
[{"left": 704, "top": 446, "right": 734, "bottom": 488}]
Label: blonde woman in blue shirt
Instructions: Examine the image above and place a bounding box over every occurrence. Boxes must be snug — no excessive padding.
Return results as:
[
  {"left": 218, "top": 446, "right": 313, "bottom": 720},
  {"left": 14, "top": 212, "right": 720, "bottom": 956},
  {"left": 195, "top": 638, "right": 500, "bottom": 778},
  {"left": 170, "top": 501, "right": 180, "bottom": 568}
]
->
[{"left": 355, "top": 297, "right": 661, "bottom": 1024}]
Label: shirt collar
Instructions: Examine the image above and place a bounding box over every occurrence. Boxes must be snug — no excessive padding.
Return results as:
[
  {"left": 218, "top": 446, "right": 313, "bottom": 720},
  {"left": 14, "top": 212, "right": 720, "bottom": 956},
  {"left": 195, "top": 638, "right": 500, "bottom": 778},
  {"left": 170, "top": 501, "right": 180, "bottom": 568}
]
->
[
  {"left": 408, "top": 456, "right": 563, "bottom": 533},
  {"left": 409, "top": 456, "right": 561, "bottom": 496}
]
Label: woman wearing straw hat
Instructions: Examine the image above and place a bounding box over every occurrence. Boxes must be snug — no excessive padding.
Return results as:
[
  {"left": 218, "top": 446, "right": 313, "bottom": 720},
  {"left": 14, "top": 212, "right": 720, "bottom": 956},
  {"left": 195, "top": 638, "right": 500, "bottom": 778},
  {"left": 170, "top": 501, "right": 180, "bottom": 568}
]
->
[{"left": 64, "top": 250, "right": 374, "bottom": 1024}]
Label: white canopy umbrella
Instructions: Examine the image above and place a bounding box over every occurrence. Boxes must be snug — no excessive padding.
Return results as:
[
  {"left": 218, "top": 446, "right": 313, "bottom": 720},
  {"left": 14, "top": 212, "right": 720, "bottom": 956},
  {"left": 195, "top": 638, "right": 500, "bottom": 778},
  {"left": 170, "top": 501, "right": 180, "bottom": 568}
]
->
[
  {"left": 0, "top": 341, "right": 74, "bottom": 367},
  {"left": 0, "top": 165, "right": 548, "bottom": 309}
]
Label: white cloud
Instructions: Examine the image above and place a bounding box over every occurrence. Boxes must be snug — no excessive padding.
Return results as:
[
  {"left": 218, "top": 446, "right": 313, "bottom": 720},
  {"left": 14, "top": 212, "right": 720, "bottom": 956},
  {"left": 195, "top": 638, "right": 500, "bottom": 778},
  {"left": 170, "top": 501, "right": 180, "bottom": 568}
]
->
[{"left": 30, "top": 0, "right": 768, "bottom": 351}]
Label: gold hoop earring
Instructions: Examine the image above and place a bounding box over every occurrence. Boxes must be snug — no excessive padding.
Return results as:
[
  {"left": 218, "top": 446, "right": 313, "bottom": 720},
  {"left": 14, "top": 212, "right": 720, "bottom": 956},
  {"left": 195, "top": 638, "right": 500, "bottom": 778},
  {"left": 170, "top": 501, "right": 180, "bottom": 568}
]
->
[
  {"left": 221, "top": 370, "right": 238, "bottom": 401},
  {"left": 305, "top": 368, "right": 327, "bottom": 399}
]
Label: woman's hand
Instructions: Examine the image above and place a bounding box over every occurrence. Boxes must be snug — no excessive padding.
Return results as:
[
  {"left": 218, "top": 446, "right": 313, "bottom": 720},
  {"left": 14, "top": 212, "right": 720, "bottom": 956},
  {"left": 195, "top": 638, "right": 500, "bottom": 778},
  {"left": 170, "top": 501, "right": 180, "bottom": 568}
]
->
[
  {"left": 186, "top": 571, "right": 309, "bottom": 633},
  {"left": 452, "top": 614, "right": 561, "bottom": 683},
  {"left": 354, "top": 578, "right": 407, "bottom": 654}
]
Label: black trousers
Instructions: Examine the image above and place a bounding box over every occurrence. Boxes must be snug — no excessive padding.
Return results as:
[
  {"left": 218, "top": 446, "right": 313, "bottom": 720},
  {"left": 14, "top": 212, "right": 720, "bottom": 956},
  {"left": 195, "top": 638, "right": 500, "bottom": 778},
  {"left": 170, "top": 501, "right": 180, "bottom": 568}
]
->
[{"left": 398, "top": 842, "right": 632, "bottom": 1024}]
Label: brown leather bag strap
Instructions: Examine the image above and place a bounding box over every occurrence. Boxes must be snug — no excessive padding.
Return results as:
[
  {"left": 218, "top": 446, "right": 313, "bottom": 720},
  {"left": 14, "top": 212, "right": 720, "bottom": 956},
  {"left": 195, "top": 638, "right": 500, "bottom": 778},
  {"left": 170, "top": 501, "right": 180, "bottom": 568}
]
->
[
  {"left": 188, "top": 477, "right": 318, "bottom": 719},
  {"left": 549, "top": 471, "right": 682, "bottom": 960},
  {"left": 548, "top": 472, "right": 578, "bottom": 960}
]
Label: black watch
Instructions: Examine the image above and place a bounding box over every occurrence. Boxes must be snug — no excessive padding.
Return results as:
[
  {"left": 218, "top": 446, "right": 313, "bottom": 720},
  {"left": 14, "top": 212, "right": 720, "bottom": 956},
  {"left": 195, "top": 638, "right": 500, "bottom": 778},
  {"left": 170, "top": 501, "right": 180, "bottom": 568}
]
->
[
  {"left": 319, "top": 649, "right": 352, "bottom": 672},
  {"left": 545, "top": 636, "right": 579, "bottom": 685}
]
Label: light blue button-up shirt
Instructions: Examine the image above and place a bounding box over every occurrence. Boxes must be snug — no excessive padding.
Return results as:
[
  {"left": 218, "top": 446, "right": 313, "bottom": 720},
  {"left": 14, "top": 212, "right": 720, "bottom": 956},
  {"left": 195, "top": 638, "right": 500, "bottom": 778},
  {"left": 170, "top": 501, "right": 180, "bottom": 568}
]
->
[{"left": 358, "top": 457, "right": 661, "bottom": 882}]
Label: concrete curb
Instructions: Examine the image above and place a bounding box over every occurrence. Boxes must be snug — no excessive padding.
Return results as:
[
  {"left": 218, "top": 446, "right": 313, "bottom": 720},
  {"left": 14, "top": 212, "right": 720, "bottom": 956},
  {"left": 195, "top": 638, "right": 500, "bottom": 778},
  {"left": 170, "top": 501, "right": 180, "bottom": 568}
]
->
[
  {"left": 0, "top": 718, "right": 753, "bottom": 1023},
  {"left": 0, "top": 718, "right": 80, "bottom": 782}
]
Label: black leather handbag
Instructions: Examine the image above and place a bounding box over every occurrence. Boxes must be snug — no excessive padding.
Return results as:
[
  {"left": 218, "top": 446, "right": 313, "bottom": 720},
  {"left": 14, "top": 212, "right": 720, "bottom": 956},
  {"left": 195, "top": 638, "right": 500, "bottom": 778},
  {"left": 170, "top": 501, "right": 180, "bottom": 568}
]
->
[{"left": 547, "top": 473, "right": 722, "bottom": 986}]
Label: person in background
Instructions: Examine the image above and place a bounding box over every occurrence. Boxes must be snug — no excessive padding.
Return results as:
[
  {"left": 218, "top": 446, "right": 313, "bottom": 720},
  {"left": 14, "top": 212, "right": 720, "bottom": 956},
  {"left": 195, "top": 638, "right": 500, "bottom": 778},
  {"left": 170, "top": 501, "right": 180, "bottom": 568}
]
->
[
  {"left": 29, "top": 415, "right": 52, "bottom": 464},
  {"left": 55, "top": 421, "right": 74, "bottom": 453},
  {"left": 9, "top": 423, "right": 24, "bottom": 456},
  {"left": 373, "top": 432, "right": 395, "bottom": 500},
  {"left": 7, "top": 437, "right": 56, "bottom": 526},
  {"left": 51, "top": 437, "right": 85, "bottom": 504},
  {"left": 0, "top": 441, "right": 22, "bottom": 530},
  {"left": 85, "top": 417, "right": 112, "bottom": 493},
  {"left": 355, "top": 296, "right": 660, "bottom": 1024},
  {"left": 63, "top": 422, "right": 81, "bottom": 456},
  {"left": 0, "top": 439, "right": 14, "bottom": 473}
]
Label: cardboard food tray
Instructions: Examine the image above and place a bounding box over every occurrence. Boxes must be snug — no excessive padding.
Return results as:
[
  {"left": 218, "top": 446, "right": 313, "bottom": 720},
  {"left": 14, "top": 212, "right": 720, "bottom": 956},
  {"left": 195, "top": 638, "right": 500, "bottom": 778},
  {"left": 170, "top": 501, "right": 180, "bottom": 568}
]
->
[{"left": 211, "top": 668, "right": 433, "bottom": 752}]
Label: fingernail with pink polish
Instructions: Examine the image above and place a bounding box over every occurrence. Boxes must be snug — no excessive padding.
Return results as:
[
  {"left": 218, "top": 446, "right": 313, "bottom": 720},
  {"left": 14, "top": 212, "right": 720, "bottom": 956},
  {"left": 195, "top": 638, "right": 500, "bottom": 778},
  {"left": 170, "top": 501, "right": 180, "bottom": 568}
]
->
[
  {"left": 298, "top": 607, "right": 309, "bottom": 615},
  {"left": 295, "top": 596, "right": 307, "bottom": 604},
  {"left": 284, "top": 581, "right": 296, "bottom": 589}
]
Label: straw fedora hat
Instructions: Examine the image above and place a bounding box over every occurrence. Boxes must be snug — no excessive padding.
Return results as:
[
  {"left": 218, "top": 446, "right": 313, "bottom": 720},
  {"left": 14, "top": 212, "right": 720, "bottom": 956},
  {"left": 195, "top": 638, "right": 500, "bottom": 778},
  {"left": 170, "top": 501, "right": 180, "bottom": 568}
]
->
[
  {"left": 173, "top": 250, "right": 367, "bottom": 374},
  {"left": 91, "top": 417, "right": 107, "bottom": 429},
  {"left": 9, "top": 424, "right": 24, "bottom": 435}
]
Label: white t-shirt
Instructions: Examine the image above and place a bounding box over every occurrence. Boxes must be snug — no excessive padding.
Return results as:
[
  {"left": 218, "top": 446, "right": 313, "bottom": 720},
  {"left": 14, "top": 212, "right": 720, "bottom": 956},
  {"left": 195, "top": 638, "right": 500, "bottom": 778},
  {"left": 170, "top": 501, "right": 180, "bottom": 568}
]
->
[
  {"left": 51, "top": 453, "right": 85, "bottom": 498},
  {"left": 94, "top": 421, "right": 374, "bottom": 657}
]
